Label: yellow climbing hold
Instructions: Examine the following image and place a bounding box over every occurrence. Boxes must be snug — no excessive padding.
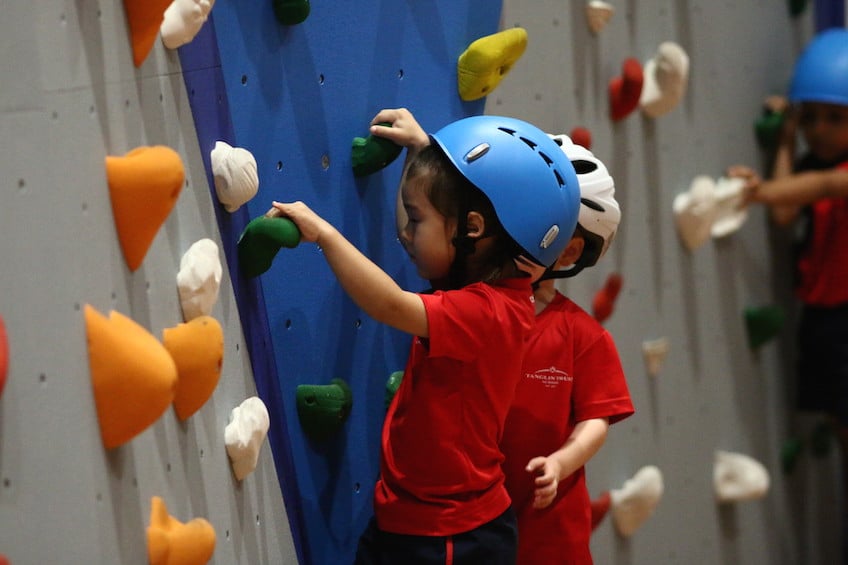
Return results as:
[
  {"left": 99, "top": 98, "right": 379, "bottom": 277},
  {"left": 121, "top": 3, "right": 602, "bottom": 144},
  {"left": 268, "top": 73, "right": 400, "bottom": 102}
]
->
[{"left": 457, "top": 27, "right": 528, "bottom": 101}]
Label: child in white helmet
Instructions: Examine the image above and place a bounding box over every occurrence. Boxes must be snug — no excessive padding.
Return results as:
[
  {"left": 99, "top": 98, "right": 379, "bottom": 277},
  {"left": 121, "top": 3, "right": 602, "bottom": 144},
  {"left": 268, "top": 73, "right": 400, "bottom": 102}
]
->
[
  {"left": 271, "top": 108, "right": 582, "bottom": 564},
  {"left": 500, "top": 134, "right": 634, "bottom": 565},
  {"left": 730, "top": 29, "right": 848, "bottom": 561}
]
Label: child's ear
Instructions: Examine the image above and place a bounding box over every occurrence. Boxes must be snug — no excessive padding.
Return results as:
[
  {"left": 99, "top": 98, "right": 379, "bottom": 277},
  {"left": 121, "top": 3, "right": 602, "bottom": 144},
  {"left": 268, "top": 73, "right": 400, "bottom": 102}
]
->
[
  {"left": 465, "top": 211, "right": 486, "bottom": 239},
  {"left": 559, "top": 236, "right": 585, "bottom": 267}
]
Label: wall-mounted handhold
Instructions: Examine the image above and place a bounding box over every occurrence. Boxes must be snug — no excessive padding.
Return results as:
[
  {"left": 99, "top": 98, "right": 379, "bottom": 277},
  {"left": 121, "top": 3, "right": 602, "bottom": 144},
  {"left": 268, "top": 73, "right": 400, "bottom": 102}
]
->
[
  {"left": 710, "top": 176, "right": 748, "bottom": 238},
  {"left": 714, "top": 450, "right": 770, "bottom": 503},
  {"left": 673, "top": 175, "right": 719, "bottom": 252},
  {"left": 296, "top": 379, "right": 352, "bottom": 441},
  {"left": 162, "top": 316, "right": 223, "bottom": 421},
  {"left": 272, "top": 0, "right": 310, "bottom": 25},
  {"left": 788, "top": 0, "right": 808, "bottom": 17},
  {"left": 122, "top": 0, "right": 173, "bottom": 66},
  {"left": 0, "top": 314, "right": 8, "bottom": 398},
  {"left": 210, "top": 141, "right": 258, "bottom": 212},
  {"left": 608, "top": 58, "right": 643, "bottom": 121},
  {"left": 105, "top": 146, "right": 184, "bottom": 271},
  {"left": 85, "top": 305, "right": 177, "bottom": 449},
  {"left": 457, "top": 27, "right": 528, "bottom": 101},
  {"left": 610, "top": 465, "right": 664, "bottom": 537},
  {"left": 743, "top": 305, "right": 785, "bottom": 349},
  {"left": 160, "top": 0, "right": 214, "bottom": 50},
  {"left": 641, "top": 337, "right": 669, "bottom": 377},
  {"left": 781, "top": 436, "right": 803, "bottom": 474},
  {"left": 592, "top": 272, "right": 622, "bottom": 323},
  {"left": 237, "top": 216, "right": 301, "bottom": 278},
  {"left": 590, "top": 491, "right": 611, "bottom": 530},
  {"left": 351, "top": 123, "right": 402, "bottom": 177},
  {"left": 225, "top": 396, "right": 270, "bottom": 481},
  {"left": 569, "top": 126, "right": 592, "bottom": 150},
  {"left": 754, "top": 96, "right": 788, "bottom": 150},
  {"left": 385, "top": 370, "right": 403, "bottom": 409},
  {"left": 147, "top": 496, "right": 215, "bottom": 565},
  {"left": 585, "top": 1, "right": 614, "bottom": 35},
  {"left": 177, "top": 239, "right": 222, "bottom": 322},
  {"left": 639, "top": 42, "right": 689, "bottom": 118}
]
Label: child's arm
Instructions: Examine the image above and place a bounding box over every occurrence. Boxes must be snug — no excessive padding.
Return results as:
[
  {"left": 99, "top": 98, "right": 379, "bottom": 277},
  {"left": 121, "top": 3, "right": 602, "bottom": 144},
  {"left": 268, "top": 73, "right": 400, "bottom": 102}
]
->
[
  {"left": 269, "top": 200, "right": 429, "bottom": 337},
  {"left": 525, "top": 417, "right": 610, "bottom": 509},
  {"left": 368, "top": 108, "right": 431, "bottom": 236}
]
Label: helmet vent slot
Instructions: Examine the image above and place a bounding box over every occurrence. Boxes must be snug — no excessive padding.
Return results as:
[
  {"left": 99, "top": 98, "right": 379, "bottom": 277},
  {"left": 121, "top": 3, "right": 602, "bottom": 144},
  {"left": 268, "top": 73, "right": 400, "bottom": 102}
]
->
[
  {"left": 553, "top": 169, "right": 565, "bottom": 187},
  {"left": 572, "top": 159, "right": 598, "bottom": 174},
  {"left": 519, "top": 136, "right": 537, "bottom": 149},
  {"left": 580, "top": 197, "right": 605, "bottom": 212}
]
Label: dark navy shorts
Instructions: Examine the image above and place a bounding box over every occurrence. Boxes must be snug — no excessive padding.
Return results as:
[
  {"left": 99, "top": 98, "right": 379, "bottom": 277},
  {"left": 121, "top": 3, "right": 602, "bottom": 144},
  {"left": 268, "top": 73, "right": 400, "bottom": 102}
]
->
[
  {"left": 797, "top": 303, "right": 848, "bottom": 426},
  {"left": 353, "top": 506, "right": 517, "bottom": 565}
]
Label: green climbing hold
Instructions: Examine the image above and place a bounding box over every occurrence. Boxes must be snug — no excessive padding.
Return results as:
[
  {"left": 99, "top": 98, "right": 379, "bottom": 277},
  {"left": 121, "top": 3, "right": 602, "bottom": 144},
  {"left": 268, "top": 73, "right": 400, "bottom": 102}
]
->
[
  {"left": 385, "top": 370, "right": 403, "bottom": 410},
  {"left": 296, "top": 378, "right": 353, "bottom": 441},
  {"left": 237, "top": 216, "right": 300, "bottom": 278},
  {"left": 754, "top": 111, "right": 784, "bottom": 151},
  {"left": 744, "top": 305, "right": 785, "bottom": 350},
  {"left": 781, "top": 437, "right": 804, "bottom": 475},
  {"left": 788, "top": 0, "right": 807, "bottom": 17},
  {"left": 351, "top": 123, "right": 403, "bottom": 177},
  {"left": 273, "top": 0, "right": 310, "bottom": 25}
]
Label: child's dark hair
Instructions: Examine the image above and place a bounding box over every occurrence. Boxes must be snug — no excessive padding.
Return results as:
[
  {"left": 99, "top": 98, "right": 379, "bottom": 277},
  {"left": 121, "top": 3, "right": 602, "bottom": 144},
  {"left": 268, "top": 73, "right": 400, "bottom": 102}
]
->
[{"left": 405, "top": 144, "right": 526, "bottom": 288}]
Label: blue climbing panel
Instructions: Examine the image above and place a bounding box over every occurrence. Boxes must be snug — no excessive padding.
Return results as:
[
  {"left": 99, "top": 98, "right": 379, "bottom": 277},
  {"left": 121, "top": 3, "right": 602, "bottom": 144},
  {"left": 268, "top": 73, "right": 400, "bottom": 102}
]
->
[{"left": 178, "top": 2, "right": 502, "bottom": 563}]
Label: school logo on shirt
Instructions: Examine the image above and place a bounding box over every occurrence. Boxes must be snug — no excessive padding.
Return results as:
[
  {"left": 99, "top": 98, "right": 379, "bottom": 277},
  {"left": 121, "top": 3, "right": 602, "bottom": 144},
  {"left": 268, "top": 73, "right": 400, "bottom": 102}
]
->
[{"left": 524, "top": 366, "right": 572, "bottom": 388}]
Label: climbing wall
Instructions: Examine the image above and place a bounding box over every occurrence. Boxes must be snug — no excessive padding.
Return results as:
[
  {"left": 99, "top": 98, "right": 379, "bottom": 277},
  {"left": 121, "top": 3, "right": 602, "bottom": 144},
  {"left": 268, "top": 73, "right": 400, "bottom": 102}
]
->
[
  {"left": 486, "top": 1, "right": 842, "bottom": 564},
  {"left": 0, "top": 1, "right": 497, "bottom": 564},
  {"left": 0, "top": 0, "right": 297, "bottom": 563},
  {"left": 176, "top": 2, "right": 498, "bottom": 564}
]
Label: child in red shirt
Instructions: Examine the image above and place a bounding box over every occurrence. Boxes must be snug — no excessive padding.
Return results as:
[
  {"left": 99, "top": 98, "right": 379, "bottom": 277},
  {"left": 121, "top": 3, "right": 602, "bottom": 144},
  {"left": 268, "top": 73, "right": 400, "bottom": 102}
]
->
[
  {"left": 271, "top": 109, "right": 582, "bottom": 564},
  {"left": 500, "top": 134, "right": 634, "bottom": 564},
  {"left": 729, "top": 29, "right": 848, "bottom": 562}
]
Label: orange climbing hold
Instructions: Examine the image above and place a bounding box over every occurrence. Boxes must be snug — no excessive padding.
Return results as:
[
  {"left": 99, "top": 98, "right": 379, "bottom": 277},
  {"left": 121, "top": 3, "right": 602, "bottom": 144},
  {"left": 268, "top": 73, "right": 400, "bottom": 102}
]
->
[
  {"left": 162, "top": 316, "right": 224, "bottom": 421},
  {"left": 457, "top": 27, "right": 528, "bottom": 101},
  {"left": 608, "top": 58, "right": 644, "bottom": 121},
  {"left": 85, "top": 305, "right": 177, "bottom": 449},
  {"left": 147, "top": 496, "right": 216, "bottom": 565},
  {"left": 105, "top": 146, "right": 184, "bottom": 271},
  {"left": 592, "top": 273, "right": 623, "bottom": 323},
  {"left": 122, "top": 0, "right": 173, "bottom": 66}
]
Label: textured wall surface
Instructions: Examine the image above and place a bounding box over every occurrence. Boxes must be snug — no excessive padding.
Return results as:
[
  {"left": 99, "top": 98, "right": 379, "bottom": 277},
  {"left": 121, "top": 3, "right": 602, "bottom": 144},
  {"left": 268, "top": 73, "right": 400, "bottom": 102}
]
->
[
  {"left": 0, "top": 1, "right": 844, "bottom": 564},
  {"left": 487, "top": 1, "right": 841, "bottom": 564},
  {"left": 0, "top": 1, "right": 296, "bottom": 563}
]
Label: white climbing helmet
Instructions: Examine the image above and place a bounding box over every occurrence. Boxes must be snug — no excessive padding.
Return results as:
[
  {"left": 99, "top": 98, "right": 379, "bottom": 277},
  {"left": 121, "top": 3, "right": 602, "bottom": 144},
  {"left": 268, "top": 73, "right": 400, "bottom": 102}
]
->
[{"left": 548, "top": 134, "right": 620, "bottom": 273}]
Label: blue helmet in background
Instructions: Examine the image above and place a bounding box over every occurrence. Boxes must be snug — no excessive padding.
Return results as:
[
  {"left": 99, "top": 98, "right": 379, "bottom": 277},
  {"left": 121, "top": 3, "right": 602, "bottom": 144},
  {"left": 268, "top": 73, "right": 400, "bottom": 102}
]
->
[
  {"left": 430, "top": 115, "right": 581, "bottom": 267},
  {"left": 789, "top": 28, "right": 848, "bottom": 105}
]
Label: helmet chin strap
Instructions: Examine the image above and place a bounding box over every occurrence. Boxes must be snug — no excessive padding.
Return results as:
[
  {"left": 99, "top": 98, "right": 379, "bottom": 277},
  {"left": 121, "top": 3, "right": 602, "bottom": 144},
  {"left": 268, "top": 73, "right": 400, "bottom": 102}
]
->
[{"left": 532, "top": 263, "right": 585, "bottom": 290}]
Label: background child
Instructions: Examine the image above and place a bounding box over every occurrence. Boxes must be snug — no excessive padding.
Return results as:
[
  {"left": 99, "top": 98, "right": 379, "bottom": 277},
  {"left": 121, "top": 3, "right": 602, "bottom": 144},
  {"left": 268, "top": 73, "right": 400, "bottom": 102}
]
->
[
  {"left": 271, "top": 111, "right": 582, "bottom": 564},
  {"left": 500, "top": 134, "right": 635, "bottom": 564},
  {"left": 729, "top": 28, "right": 848, "bottom": 563}
]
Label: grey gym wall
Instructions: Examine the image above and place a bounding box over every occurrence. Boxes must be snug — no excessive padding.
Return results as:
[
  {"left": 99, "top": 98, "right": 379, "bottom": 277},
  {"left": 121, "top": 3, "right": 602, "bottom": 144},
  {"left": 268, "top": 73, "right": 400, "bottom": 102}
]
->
[
  {"left": 487, "top": 1, "right": 838, "bottom": 564},
  {"left": 0, "top": 1, "right": 297, "bottom": 563}
]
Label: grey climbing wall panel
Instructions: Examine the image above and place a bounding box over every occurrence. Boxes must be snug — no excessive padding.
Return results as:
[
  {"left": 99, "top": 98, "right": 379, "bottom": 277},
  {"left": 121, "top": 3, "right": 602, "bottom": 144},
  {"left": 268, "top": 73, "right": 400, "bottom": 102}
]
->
[
  {"left": 0, "top": 1, "right": 296, "bottom": 563},
  {"left": 487, "top": 1, "right": 841, "bottom": 564}
]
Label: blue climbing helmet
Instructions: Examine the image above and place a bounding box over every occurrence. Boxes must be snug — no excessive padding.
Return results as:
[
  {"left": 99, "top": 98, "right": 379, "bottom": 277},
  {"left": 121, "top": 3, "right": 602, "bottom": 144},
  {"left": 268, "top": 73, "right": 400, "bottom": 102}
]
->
[
  {"left": 789, "top": 28, "right": 848, "bottom": 105},
  {"left": 429, "top": 115, "right": 581, "bottom": 267}
]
